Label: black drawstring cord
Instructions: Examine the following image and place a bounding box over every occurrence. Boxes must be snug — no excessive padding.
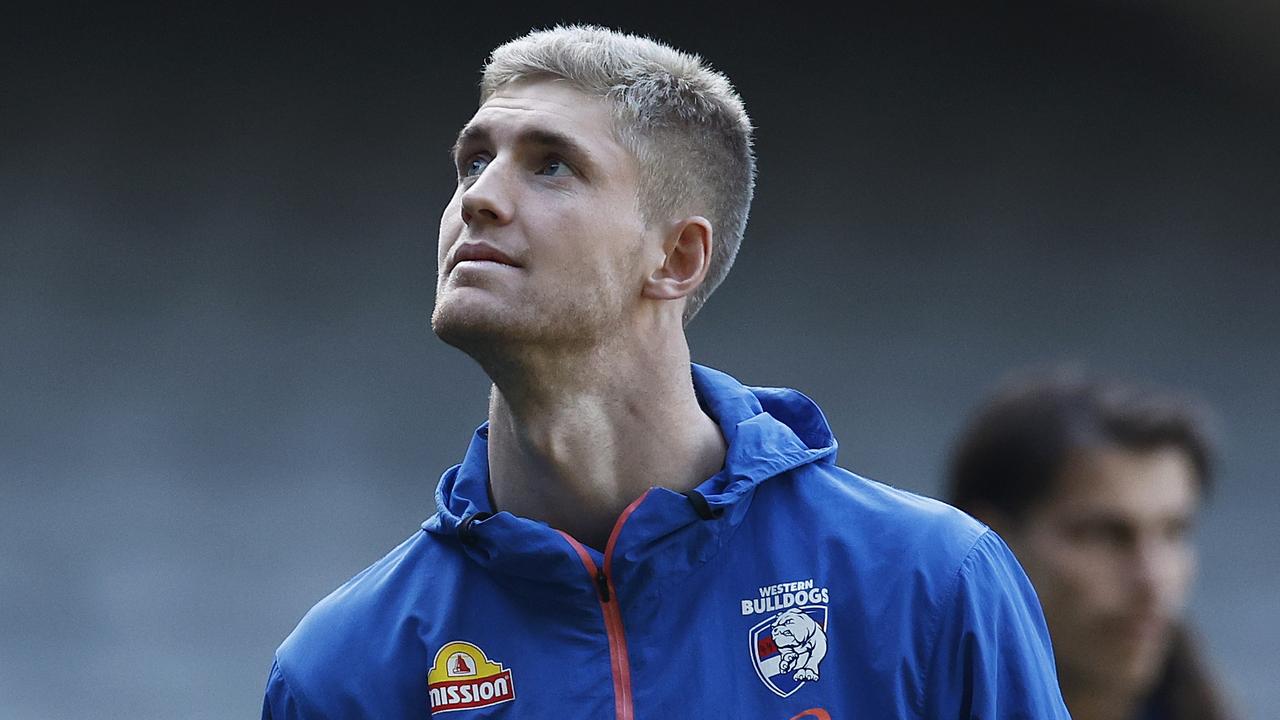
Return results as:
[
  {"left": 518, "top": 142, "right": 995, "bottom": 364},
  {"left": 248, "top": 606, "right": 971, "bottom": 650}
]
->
[
  {"left": 457, "top": 511, "right": 493, "bottom": 545},
  {"left": 683, "top": 490, "right": 721, "bottom": 520}
]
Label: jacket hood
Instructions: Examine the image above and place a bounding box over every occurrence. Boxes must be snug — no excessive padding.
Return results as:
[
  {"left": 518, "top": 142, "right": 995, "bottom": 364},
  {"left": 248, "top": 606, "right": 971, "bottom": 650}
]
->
[
  {"left": 422, "top": 364, "right": 839, "bottom": 587},
  {"left": 684, "top": 364, "right": 837, "bottom": 508}
]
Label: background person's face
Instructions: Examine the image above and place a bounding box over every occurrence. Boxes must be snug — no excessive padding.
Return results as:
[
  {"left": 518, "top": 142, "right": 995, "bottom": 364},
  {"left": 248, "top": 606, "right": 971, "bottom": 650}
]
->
[
  {"left": 1006, "top": 446, "right": 1200, "bottom": 694},
  {"left": 432, "top": 79, "right": 653, "bottom": 353}
]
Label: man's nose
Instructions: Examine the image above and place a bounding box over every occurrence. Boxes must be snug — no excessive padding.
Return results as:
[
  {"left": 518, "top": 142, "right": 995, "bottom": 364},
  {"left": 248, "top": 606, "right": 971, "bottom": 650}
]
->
[
  {"left": 1129, "top": 536, "right": 1181, "bottom": 604},
  {"left": 460, "top": 164, "right": 514, "bottom": 227}
]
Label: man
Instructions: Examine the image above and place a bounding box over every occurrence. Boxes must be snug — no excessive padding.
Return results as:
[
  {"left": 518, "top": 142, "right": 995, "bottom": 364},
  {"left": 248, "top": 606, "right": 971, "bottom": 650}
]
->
[
  {"left": 262, "top": 26, "right": 1069, "bottom": 718},
  {"left": 947, "top": 369, "right": 1235, "bottom": 720}
]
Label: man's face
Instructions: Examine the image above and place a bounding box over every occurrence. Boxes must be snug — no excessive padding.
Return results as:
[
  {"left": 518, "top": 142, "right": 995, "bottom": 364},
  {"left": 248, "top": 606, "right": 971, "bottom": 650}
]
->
[
  {"left": 1006, "top": 446, "right": 1200, "bottom": 694},
  {"left": 432, "top": 79, "right": 655, "bottom": 352}
]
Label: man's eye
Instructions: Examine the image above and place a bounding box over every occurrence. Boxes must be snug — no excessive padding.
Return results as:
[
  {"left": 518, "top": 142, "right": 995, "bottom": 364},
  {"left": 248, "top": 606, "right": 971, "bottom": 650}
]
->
[
  {"left": 462, "top": 156, "right": 490, "bottom": 177},
  {"left": 1073, "top": 521, "right": 1131, "bottom": 548},
  {"left": 536, "top": 158, "right": 574, "bottom": 177}
]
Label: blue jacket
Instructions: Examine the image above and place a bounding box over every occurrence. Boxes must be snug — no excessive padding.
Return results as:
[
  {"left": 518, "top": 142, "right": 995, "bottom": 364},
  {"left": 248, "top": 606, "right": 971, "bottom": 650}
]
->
[{"left": 264, "top": 365, "right": 1069, "bottom": 719}]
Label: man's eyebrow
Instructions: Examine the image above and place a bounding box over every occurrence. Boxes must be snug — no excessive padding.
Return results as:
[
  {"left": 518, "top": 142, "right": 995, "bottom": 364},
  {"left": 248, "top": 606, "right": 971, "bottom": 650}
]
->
[
  {"left": 451, "top": 125, "right": 489, "bottom": 160},
  {"left": 520, "top": 128, "right": 591, "bottom": 158},
  {"left": 451, "top": 124, "right": 598, "bottom": 172}
]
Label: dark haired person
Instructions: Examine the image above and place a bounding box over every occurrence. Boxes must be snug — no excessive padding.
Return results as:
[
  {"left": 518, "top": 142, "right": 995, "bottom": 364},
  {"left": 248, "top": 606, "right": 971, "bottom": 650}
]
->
[{"left": 947, "top": 370, "right": 1235, "bottom": 720}]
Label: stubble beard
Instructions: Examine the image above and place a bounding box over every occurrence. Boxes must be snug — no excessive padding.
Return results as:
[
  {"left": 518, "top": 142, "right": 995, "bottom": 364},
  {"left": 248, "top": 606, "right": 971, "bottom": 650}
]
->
[
  {"left": 431, "top": 282, "right": 626, "bottom": 377},
  {"left": 1059, "top": 625, "right": 1172, "bottom": 703}
]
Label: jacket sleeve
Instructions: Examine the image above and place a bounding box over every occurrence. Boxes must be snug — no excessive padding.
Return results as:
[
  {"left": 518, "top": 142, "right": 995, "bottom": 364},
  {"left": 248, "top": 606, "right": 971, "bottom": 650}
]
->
[
  {"left": 922, "top": 529, "right": 1071, "bottom": 719},
  {"left": 262, "top": 658, "right": 307, "bottom": 720}
]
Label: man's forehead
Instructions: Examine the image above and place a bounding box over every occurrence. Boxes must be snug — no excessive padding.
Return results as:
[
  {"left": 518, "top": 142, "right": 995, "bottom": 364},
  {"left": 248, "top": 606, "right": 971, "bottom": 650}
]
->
[
  {"left": 464, "top": 79, "right": 616, "bottom": 137},
  {"left": 1045, "top": 446, "right": 1200, "bottom": 519},
  {"left": 452, "top": 78, "right": 636, "bottom": 178}
]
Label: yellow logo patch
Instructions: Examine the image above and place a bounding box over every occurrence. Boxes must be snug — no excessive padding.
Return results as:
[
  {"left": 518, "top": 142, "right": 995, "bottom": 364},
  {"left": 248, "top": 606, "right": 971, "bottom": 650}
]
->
[{"left": 427, "top": 641, "right": 515, "bottom": 714}]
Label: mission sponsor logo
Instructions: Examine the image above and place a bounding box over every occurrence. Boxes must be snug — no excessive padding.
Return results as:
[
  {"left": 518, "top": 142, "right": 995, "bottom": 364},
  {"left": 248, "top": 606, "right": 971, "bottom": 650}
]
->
[
  {"left": 744, "top": 579, "right": 830, "bottom": 697},
  {"left": 427, "top": 641, "right": 515, "bottom": 714}
]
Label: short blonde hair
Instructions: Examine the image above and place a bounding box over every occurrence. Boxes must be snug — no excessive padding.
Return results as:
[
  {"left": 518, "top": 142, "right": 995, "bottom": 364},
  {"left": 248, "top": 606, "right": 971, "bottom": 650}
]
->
[{"left": 481, "top": 25, "right": 756, "bottom": 324}]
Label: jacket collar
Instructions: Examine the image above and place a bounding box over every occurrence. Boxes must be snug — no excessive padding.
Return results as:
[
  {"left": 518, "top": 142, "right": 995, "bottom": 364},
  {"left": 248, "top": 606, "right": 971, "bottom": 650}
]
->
[
  {"left": 422, "top": 364, "right": 839, "bottom": 585},
  {"left": 687, "top": 363, "right": 837, "bottom": 511}
]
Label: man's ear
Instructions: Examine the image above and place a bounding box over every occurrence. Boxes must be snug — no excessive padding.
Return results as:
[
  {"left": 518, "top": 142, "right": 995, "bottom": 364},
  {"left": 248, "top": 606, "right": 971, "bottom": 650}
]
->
[{"left": 642, "top": 216, "right": 713, "bottom": 301}]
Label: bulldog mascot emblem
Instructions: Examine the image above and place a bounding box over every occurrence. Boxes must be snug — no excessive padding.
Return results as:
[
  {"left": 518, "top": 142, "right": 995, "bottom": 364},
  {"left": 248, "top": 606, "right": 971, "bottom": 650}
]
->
[
  {"left": 749, "top": 606, "right": 830, "bottom": 697},
  {"left": 771, "top": 609, "right": 827, "bottom": 682}
]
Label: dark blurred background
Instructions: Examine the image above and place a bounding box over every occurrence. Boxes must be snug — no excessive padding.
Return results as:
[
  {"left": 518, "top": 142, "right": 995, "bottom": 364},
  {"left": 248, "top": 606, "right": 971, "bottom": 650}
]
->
[{"left": 2, "top": 2, "right": 1276, "bottom": 717}]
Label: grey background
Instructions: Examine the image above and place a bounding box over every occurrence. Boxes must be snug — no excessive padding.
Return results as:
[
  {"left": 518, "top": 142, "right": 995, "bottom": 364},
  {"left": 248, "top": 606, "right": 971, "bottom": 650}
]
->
[{"left": 2, "top": 3, "right": 1276, "bottom": 718}]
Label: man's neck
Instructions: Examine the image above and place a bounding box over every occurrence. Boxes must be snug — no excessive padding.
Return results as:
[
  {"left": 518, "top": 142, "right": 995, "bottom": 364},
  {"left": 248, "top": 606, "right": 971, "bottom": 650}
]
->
[
  {"left": 1060, "top": 675, "right": 1144, "bottom": 720},
  {"left": 484, "top": 329, "right": 726, "bottom": 551}
]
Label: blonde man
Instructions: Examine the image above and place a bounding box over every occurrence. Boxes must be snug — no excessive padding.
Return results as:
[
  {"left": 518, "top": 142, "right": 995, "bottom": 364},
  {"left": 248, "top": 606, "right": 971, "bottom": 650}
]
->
[{"left": 263, "top": 26, "right": 1069, "bottom": 719}]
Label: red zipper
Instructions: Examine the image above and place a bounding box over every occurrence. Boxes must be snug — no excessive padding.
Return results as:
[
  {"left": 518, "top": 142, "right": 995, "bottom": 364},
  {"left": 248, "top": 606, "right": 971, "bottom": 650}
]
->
[{"left": 557, "top": 492, "right": 648, "bottom": 720}]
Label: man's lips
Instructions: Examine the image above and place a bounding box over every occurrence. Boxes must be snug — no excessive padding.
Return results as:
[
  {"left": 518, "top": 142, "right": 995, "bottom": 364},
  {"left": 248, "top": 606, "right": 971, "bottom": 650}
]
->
[
  {"left": 448, "top": 242, "right": 521, "bottom": 272},
  {"left": 1101, "top": 614, "right": 1169, "bottom": 644}
]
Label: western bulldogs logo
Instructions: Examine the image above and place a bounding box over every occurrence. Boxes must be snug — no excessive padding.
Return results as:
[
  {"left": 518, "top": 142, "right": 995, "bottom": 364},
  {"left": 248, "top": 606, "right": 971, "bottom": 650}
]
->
[
  {"left": 744, "top": 578, "right": 831, "bottom": 697},
  {"left": 772, "top": 609, "right": 827, "bottom": 682}
]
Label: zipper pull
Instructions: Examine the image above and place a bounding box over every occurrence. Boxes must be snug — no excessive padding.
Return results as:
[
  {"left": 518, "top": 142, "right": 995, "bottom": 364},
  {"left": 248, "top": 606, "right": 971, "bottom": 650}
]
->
[{"left": 595, "top": 569, "right": 611, "bottom": 602}]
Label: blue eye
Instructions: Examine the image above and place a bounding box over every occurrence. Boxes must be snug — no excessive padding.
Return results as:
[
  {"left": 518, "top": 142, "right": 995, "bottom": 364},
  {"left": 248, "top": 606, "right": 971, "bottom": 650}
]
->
[
  {"left": 536, "top": 158, "right": 574, "bottom": 177},
  {"left": 462, "top": 156, "right": 490, "bottom": 177}
]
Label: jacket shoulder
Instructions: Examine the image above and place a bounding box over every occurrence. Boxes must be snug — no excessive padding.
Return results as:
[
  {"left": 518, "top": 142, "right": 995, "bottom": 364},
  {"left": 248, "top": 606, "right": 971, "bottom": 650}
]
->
[
  {"left": 785, "top": 462, "right": 988, "bottom": 564},
  {"left": 270, "top": 530, "right": 448, "bottom": 712},
  {"left": 755, "top": 465, "right": 1065, "bottom": 714}
]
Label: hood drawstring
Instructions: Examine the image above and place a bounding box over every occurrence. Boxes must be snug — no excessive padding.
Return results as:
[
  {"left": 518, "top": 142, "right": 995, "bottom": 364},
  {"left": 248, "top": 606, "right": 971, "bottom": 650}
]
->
[
  {"left": 458, "top": 511, "right": 493, "bottom": 545},
  {"left": 683, "top": 490, "right": 722, "bottom": 520}
]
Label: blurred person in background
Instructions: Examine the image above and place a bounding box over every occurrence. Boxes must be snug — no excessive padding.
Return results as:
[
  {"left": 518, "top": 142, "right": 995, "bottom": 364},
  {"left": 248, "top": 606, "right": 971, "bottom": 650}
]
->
[{"left": 946, "top": 369, "right": 1235, "bottom": 720}]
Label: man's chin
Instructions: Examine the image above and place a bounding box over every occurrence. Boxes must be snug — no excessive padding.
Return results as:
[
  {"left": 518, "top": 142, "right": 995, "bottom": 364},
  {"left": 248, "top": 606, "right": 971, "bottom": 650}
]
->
[
  {"left": 1113, "top": 655, "right": 1164, "bottom": 690},
  {"left": 1075, "top": 637, "right": 1169, "bottom": 694},
  {"left": 431, "top": 304, "right": 514, "bottom": 350},
  {"left": 431, "top": 292, "right": 620, "bottom": 357}
]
